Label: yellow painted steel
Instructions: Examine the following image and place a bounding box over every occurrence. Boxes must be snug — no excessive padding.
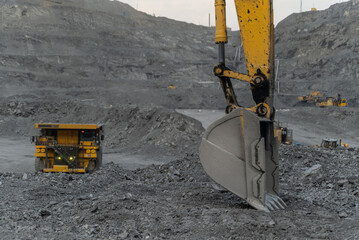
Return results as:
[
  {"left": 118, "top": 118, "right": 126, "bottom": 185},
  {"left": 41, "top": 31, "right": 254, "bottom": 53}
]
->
[
  {"left": 47, "top": 165, "right": 69, "bottom": 172},
  {"left": 80, "top": 141, "right": 97, "bottom": 146},
  {"left": 246, "top": 103, "right": 271, "bottom": 119},
  {"left": 57, "top": 130, "right": 79, "bottom": 145},
  {"left": 234, "top": 0, "right": 274, "bottom": 86},
  {"left": 298, "top": 91, "right": 323, "bottom": 102},
  {"left": 316, "top": 99, "right": 348, "bottom": 107},
  {"left": 43, "top": 166, "right": 86, "bottom": 173},
  {"left": 215, "top": 0, "right": 228, "bottom": 43},
  {"left": 222, "top": 70, "right": 252, "bottom": 83},
  {"left": 35, "top": 152, "right": 46, "bottom": 157},
  {"left": 338, "top": 101, "right": 348, "bottom": 107},
  {"left": 82, "top": 146, "right": 98, "bottom": 150},
  {"left": 35, "top": 123, "right": 100, "bottom": 130}
]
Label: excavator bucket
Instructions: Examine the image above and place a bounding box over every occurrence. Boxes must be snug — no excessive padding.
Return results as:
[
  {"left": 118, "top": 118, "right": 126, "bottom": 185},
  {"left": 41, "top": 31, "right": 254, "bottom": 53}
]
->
[{"left": 199, "top": 108, "right": 286, "bottom": 212}]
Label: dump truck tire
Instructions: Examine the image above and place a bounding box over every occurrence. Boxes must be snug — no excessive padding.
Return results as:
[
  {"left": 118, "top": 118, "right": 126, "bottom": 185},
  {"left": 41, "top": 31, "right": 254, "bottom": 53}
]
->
[
  {"left": 96, "top": 147, "right": 103, "bottom": 169},
  {"left": 86, "top": 160, "right": 97, "bottom": 173},
  {"left": 35, "top": 158, "right": 44, "bottom": 172}
]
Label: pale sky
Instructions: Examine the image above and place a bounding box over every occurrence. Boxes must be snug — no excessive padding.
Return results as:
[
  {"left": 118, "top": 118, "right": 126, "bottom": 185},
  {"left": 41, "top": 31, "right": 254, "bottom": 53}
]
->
[{"left": 117, "top": 0, "right": 349, "bottom": 29}]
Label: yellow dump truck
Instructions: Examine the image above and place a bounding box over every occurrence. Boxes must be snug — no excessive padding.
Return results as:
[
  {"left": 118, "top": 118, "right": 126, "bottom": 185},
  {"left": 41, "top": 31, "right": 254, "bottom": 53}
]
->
[{"left": 32, "top": 123, "right": 104, "bottom": 173}]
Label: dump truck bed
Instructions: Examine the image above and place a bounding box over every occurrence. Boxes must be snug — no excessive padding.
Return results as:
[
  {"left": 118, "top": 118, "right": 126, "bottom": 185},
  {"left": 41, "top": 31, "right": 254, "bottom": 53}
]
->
[{"left": 35, "top": 123, "right": 101, "bottom": 130}]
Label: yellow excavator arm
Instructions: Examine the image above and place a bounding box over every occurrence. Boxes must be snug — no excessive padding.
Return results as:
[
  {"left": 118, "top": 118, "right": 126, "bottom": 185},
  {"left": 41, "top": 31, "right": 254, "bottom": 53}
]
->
[
  {"left": 199, "top": 0, "right": 285, "bottom": 212},
  {"left": 214, "top": 0, "right": 275, "bottom": 116}
]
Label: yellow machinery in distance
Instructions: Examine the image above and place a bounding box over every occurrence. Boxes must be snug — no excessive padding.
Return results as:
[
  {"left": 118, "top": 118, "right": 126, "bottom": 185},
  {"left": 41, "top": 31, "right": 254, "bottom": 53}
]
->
[
  {"left": 199, "top": 0, "right": 286, "bottom": 212},
  {"left": 298, "top": 92, "right": 348, "bottom": 107},
  {"left": 319, "top": 138, "right": 349, "bottom": 149},
  {"left": 32, "top": 123, "right": 104, "bottom": 173},
  {"left": 316, "top": 94, "right": 348, "bottom": 107},
  {"left": 298, "top": 91, "right": 323, "bottom": 104}
]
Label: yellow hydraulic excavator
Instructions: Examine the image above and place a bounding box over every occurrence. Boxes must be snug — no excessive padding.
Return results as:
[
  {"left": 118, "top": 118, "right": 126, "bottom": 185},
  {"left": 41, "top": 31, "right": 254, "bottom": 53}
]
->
[
  {"left": 199, "top": 0, "right": 286, "bottom": 212},
  {"left": 298, "top": 92, "right": 348, "bottom": 107},
  {"left": 298, "top": 91, "right": 323, "bottom": 104}
]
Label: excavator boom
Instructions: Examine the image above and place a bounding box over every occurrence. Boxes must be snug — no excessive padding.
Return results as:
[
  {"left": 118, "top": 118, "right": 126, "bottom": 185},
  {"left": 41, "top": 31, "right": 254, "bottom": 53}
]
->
[
  {"left": 199, "top": 0, "right": 285, "bottom": 212},
  {"left": 236, "top": 0, "right": 275, "bottom": 106}
]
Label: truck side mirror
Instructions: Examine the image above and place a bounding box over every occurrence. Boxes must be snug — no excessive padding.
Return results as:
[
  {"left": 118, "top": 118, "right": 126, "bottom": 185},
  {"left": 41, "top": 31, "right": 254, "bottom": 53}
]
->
[
  {"left": 31, "top": 136, "right": 35, "bottom": 143},
  {"left": 101, "top": 135, "right": 104, "bottom": 141}
]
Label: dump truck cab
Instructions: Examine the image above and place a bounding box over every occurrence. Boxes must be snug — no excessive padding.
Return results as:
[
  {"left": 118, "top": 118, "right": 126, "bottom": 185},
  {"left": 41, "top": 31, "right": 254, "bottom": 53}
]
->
[
  {"left": 32, "top": 123, "right": 104, "bottom": 173},
  {"left": 337, "top": 99, "right": 347, "bottom": 107}
]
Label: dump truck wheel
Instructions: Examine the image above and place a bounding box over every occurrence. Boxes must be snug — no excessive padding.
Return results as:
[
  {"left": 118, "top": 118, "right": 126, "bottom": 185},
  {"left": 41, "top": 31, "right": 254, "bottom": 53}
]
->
[
  {"left": 35, "top": 158, "right": 44, "bottom": 172},
  {"left": 96, "top": 148, "right": 103, "bottom": 169},
  {"left": 86, "top": 160, "right": 97, "bottom": 173}
]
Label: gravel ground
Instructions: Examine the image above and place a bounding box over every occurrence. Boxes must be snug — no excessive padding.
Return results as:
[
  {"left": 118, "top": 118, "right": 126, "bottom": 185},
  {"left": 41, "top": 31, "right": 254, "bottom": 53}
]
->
[{"left": 0, "top": 145, "right": 358, "bottom": 239}]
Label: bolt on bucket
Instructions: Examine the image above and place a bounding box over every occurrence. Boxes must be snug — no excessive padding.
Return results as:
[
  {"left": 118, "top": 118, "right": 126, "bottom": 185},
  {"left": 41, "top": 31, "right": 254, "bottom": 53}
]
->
[{"left": 199, "top": 108, "right": 286, "bottom": 212}]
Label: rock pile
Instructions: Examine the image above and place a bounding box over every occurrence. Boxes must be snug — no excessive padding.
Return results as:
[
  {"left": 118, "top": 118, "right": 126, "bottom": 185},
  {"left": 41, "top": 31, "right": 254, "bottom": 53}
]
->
[{"left": 0, "top": 145, "right": 358, "bottom": 239}]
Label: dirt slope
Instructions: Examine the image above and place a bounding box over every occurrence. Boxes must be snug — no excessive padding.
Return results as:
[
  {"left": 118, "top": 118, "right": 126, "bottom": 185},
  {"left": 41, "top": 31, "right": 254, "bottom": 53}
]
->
[
  {"left": 0, "top": 0, "right": 226, "bottom": 109},
  {"left": 1, "top": 0, "right": 358, "bottom": 111},
  {"left": 0, "top": 100, "right": 203, "bottom": 155},
  {"left": 276, "top": 1, "right": 359, "bottom": 105}
]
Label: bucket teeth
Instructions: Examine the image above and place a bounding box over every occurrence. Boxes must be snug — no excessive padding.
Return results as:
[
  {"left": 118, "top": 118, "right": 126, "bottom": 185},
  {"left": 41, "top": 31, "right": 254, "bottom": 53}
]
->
[
  {"left": 277, "top": 196, "right": 287, "bottom": 209},
  {"left": 265, "top": 194, "right": 286, "bottom": 211},
  {"left": 266, "top": 201, "right": 275, "bottom": 211}
]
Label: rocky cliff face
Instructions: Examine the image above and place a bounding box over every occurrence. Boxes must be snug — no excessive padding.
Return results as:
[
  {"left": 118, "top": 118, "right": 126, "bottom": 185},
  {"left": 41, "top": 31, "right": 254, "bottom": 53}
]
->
[
  {"left": 275, "top": 1, "right": 359, "bottom": 105},
  {"left": 0, "top": 0, "right": 227, "bottom": 109},
  {"left": 1, "top": 0, "right": 357, "bottom": 109}
]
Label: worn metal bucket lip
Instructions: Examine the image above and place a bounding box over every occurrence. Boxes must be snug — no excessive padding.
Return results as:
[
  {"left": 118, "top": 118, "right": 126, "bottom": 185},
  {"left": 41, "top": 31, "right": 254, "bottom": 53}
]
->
[{"left": 199, "top": 108, "right": 285, "bottom": 212}]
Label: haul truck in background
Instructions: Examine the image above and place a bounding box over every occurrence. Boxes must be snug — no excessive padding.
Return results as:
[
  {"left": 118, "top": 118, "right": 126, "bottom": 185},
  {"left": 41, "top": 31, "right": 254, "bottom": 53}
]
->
[
  {"left": 274, "top": 123, "right": 293, "bottom": 146},
  {"left": 32, "top": 123, "right": 104, "bottom": 173}
]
